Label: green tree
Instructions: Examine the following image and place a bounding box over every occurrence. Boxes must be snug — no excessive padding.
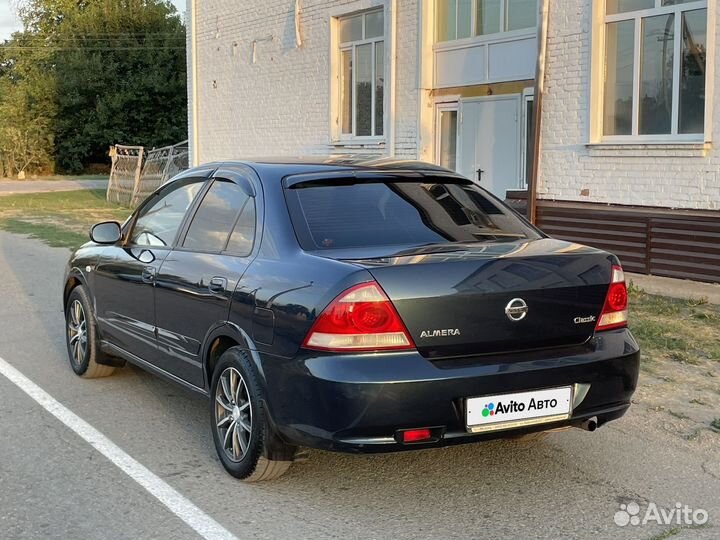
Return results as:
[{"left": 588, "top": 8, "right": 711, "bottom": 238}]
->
[
  {"left": 0, "top": 22, "right": 57, "bottom": 176},
  {"left": 0, "top": 76, "right": 55, "bottom": 176},
  {"left": 0, "top": 0, "right": 187, "bottom": 175}
]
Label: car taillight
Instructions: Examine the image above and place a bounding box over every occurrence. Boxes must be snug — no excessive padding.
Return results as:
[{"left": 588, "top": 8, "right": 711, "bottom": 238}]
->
[
  {"left": 596, "top": 265, "right": 628, "bottom": 331},
  {"left": 303, "top": 282, "right": 415, "bottom": 352}
]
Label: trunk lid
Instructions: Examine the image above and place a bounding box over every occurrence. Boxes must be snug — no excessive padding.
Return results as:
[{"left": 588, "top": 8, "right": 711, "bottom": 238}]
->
[{"left": 340, "top": 238, "right": 616, "bottom": 359}]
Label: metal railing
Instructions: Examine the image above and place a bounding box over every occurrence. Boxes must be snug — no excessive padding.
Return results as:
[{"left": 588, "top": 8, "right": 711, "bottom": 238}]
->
[
  {"left": 107, "top": 140, "right": 189, "bottom": 208},
  {"left": 107, "top": 145, "right": 144, "bottom": 207}
]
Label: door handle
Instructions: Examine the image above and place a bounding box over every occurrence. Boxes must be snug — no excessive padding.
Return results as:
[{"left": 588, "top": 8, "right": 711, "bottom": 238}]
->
[
  {"left": 209, "top": 277, "right": 228, "bottom": 294},
  {"left": 142, "top": 266, "right": 156, "bottom": 283}
]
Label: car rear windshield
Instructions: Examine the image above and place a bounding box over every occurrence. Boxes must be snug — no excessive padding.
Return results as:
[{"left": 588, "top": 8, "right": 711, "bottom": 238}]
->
[{"left": 285, "top": 178, "right": 540, "bottom": 251}]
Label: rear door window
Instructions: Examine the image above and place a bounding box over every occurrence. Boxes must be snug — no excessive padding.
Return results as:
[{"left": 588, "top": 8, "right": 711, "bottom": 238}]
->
[
  {"left": 183, "top": 179, "right": 251, "bottom": 252},
  {"left": 285, "top": 180, "right": 539, "bottom": 250}
]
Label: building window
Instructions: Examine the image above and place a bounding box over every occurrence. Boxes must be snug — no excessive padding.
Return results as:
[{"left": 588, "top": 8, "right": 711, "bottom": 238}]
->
[
  {"left": 436, "top": 0, "right": 537, "bottom": 42},
  {"left": 339, "top": 9, "right": 385, "bottom": 138},
  {"left": 436, "top": 105, "right": 459, "bottom": 170},
  {"left": 602, "top": 0, "right": 707, "bottom": 140}
]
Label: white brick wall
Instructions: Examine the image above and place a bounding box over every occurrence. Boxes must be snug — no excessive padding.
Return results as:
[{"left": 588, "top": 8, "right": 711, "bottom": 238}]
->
[
  {"left": 188, "top": 0, "right": 419, "bottom": 164},
  {"left": 539, "top": 0, "right": 720, "bottom": 211}
]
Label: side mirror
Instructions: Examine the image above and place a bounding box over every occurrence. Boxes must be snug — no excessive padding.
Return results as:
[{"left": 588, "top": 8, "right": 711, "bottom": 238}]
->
[{"left": 90, "top": 221, "right": 122, "bottom": 245}]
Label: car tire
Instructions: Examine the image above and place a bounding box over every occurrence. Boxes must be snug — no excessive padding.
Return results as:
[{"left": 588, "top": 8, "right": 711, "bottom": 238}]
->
[
  {"left": 65, "top": 286, "right": 115, "bottom": 379},
  {"left": 210, "top": 347, "right": 296, "bottom": 481}
]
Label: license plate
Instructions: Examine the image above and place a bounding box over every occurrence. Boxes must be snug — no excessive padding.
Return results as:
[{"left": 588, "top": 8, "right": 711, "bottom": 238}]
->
[{"left": 466, "top": 386, "right": 573, "bottom": 433}]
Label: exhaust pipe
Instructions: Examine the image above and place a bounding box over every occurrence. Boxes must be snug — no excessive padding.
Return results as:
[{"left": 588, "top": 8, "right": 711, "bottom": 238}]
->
[{"left": 579, "top": 417, "right": 598, "bottom": 432}]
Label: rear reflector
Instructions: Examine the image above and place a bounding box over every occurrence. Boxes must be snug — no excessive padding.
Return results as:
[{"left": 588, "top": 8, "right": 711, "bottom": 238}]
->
[
  {"left": 596, "top": 265, "right": 628, "bottom": 331},
  {"left": 401, "top": 429, "right": 432, "bottom": 443},
  {"left": 303, "top": 282, "right": 415, "bottom": 352}
]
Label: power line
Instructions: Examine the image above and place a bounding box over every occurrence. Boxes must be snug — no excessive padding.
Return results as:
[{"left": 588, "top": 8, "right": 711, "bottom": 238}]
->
[
  {"left": 1, "top": 34, "right": 185, "bottom": 43},
  {"left": 8, "top": 34, "right": 184, "bottom": 38},
  {"left": 2, "top": 39, "right": 186, "bottom": 43},
  {"left": 1, "top": 46, "right": 186, "bottom": 50},
  {"left": 1, "top": 35, "right": 185, "bottom": 41},
  {"left": 2, "top": 34, "right": 185, "bottom": 40},
  {"left": 2, "top": 41, "right": 186, "bottom": 45},
  {"left": 8, "top": 32, "right": 184, "bottom": 35}
]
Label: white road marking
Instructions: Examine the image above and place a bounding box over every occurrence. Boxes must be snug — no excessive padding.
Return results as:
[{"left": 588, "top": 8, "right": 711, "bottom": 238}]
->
[{"left": 0, "top": 356, "right": 238, "bottom": 540}]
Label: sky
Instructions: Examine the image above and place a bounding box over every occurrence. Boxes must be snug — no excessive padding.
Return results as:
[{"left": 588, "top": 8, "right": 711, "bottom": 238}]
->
[{"left": 0, "top": 0, "right": 187, "bottom": 41}]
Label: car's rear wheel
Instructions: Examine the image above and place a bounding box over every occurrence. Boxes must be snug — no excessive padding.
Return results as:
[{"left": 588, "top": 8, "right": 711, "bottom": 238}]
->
[
  {"left": 65, "top": 286, "right": 115, "bottom": 379},
  {"left": 210, "top": 347, "right": 296, "bottom": 481}
]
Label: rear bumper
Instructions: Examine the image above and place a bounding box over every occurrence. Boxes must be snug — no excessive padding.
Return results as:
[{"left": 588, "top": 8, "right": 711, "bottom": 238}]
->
[{"left": 261, "top": 328, "right": 640, "bottom": 453}]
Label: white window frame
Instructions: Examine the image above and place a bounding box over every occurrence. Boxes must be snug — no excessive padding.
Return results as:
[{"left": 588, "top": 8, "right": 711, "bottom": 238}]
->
[
  {"left": 334, "top": 8, "right": 387, "bottom": 142},
  {"left": 435, "top": 0, "right": 539, "bottom": 44},
  {"left": 594, "top": 0, "right": 711, "bottom": 144},
  {"left": 435, "top": 102, "right": 460, "bottom": 170}
]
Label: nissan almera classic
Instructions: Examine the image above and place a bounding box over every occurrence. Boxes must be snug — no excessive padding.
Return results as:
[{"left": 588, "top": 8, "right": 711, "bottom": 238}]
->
[{"left": 63, "top": 158, "right": 639, "bottom": 481}]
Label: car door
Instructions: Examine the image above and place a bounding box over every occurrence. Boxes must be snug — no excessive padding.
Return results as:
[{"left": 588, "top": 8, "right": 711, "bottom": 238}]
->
[
  {"left": 94, "top": 175, "right": 208, "bottom": 362},
  {"left": 153, "top": 170, "right": 260, "bottom": 387}
]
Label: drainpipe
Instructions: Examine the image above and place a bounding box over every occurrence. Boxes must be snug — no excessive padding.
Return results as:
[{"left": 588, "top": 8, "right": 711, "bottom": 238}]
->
[
  {"left": 388, "top": 0, "right": 398, "bottom": 157},
  {"left": 189, "top": 0, "right": 200, "bottom": 166},
  {"left": 528, "top": 0, "right": 549, "bottom": 224}
]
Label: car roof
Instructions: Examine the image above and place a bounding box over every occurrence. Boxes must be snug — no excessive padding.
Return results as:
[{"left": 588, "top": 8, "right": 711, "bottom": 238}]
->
[{"left": 204, "top": 156, "right": 461, "bottom": 179}]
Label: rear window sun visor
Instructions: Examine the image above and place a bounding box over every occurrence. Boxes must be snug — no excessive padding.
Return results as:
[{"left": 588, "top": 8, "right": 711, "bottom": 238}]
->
[{"left": 283, "top": 170, "right": 472, "bottom": 189}]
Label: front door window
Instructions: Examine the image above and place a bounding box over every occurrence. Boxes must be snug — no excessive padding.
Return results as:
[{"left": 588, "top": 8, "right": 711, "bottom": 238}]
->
[{"left": 130, "top": 179, "right": 205, "bottom": 247}]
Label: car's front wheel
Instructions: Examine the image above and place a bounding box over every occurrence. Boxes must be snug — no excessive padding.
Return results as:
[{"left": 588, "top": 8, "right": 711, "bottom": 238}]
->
[
  {"left": 65, "top": 286, "right": 115, "bottom": 379},
  {"left": 210, "top": 347, "right": 296, "bottom": 481}
]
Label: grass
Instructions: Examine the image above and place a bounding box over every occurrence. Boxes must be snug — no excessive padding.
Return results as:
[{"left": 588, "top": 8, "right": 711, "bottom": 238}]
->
[
  {"left": 629, "top": 289, "right": 720, "bottom": 364},
  {"left": 648, "top": 528, "right": 682, "bottom": 540},
  {"left": 0, "top": 189, "right": 130, "bottom": 249},
  {"left": 667, "top": 410, "right": 690, "bottom": 420},
  {"left": 0, "top": 219, "right": 89, "bottom": 248},
  {"left": 628, "top": 287, "right": 720, "bottom": 437}
]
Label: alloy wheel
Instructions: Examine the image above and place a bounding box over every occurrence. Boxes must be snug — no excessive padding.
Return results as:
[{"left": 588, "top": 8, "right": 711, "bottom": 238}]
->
[
  {"left": 67, "top": 300, "right": 88, "bottom": 366},
  {"left": 215, "top": 367, "right": 253, "bottom": 462}
]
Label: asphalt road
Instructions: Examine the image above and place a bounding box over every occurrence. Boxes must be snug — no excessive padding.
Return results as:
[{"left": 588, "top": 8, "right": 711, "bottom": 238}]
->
[{"left": 0, "top": 230, "right": 718, "bottom": 540}]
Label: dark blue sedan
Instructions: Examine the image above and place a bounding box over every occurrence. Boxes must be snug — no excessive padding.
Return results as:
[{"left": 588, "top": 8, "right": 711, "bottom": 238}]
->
[{"left": 63, "top": 157, "right": 639, "bottom": 481}]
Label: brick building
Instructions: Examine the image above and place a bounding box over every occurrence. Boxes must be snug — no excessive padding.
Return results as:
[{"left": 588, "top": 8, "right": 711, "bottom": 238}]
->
[
  {"left": 536, "top": 0, "right": 719, "bottom": 283},
  {"left": 186, "top": 0, "right": 538, "bottom": 199},
  {"left": 186, "top": 0, "right": 720, "bottom": 283}
]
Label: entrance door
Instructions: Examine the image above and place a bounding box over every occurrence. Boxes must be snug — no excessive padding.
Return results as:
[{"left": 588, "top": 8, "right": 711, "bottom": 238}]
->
[{"left": 459, "top": 96, "right": 521, "bottom": 199}]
